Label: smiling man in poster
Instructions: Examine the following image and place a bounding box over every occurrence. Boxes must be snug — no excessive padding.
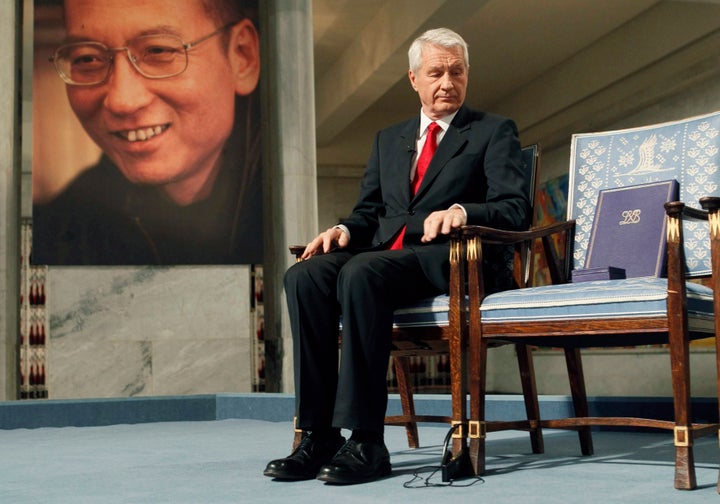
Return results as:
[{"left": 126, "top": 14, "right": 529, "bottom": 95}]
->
[{"left": 32, "top": 0, "right": 262, "bottom": 265}]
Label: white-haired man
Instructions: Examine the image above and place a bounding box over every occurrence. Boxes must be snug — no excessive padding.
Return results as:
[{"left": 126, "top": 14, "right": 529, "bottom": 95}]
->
[{"left": 265, "top": 27, "right": 529, "bottom": 484}]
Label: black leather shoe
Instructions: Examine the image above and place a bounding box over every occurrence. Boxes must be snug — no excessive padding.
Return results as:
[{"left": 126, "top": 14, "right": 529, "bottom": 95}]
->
[
  {"left": 316, "top": 439, "right": 391, "bottom": 484},
  {"left": 264, "top": 433, "right": 346, "bottom": 480}
]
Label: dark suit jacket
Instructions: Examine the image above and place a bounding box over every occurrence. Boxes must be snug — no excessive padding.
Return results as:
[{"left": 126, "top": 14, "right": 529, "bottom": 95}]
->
[{"left": 339, "top": 105, "right": 529, "bottom": 291}]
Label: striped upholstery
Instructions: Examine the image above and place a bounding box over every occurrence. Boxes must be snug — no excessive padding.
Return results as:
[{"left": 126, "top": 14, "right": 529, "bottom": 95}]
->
[
  {"left": 481, "top": 276, "right": 713, "bottom": 332},
  {"left": 393, "top": 295, "right": 452, "bottom": 328}
]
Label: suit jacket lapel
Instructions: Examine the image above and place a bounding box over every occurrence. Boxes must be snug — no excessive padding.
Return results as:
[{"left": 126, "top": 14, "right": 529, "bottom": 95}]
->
[
  {"left": 395, "top": 117, "right": 420, "bottom": 204},
  {"left": 412, "top": 107, "right": 471, "bottom": 200}
]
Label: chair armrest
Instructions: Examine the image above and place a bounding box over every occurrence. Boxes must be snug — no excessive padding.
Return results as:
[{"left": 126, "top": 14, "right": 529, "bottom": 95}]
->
[
  {"left": 289, "top": 245, "right": 305, "bottom": 261},
  {"left": 460, "top": 220, "right": 576, "bottom": 245},
  {"left": 461, "top": 220, "right": 576, "bottom": 288},
  {"left": 699, "top": 197, "right": 720, "bottom": 295},
  {"left": 288, "top": 219, "right": 579, "bottom": 256},
  {"left": 699, "top": 196, "right": 720, "bottom": 217},
  {"left": 666, "top": 200, "right": 708, "bottom": 221}
]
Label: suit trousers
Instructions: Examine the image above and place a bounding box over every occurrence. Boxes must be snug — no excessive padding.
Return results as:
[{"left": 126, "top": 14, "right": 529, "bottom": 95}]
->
[{"left": 284, "top": 247, "right": 443, "bottom": 433}]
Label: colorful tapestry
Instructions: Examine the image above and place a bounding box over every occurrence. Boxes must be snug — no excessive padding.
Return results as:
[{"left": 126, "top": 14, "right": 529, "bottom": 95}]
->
[{"left": 532, "top": 174, "right": 568, "bottom": 286}]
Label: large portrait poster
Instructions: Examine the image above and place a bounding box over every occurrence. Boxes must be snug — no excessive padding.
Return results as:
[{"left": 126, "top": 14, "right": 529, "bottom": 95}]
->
[{"left": 31, "top": 0, "right": 262, "bottom": 265}]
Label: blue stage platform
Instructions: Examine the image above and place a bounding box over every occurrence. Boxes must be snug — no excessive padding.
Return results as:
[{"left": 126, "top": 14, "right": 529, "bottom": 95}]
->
[
  {"left": 0, "top": 393, "right": 717, "bottom": 430},
  {"left": 1, "top": 394, "right": 719, "bottom": 503}
]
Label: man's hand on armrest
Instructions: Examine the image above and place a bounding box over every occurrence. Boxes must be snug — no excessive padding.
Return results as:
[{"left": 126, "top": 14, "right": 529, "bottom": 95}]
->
[
  {"left": 421, "top": 205, "right": 467, "bottom": 243},
  {"left": 302, "top": 226, "right": 349, "bottom": 259}
]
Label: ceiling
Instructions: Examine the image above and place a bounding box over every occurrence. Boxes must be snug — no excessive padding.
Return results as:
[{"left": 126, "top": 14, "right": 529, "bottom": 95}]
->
[{"left": 313, "top": 0, "right": 720, "bottom": 166}]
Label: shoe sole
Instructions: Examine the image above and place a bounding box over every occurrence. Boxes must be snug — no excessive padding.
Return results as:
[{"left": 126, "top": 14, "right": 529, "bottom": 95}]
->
[
  {"left": 263, "top": 469, "right": 318, "bottom": 481},
  {"left": 316, "top": 461, "right": 391, "bottom": 485},
  {"left": 264, "top": 437, "right": 346, "bottom": 481}
]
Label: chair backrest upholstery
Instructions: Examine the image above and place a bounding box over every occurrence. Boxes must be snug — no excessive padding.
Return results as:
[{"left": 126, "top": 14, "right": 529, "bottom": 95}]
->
[
  {"left": 568, "top": 110, "right": 720, "bottom": 277},
  {"left": 522, "top": 144, "right": 540, "bottom": 211},
  {"left": 517, "top": 144, "right": 540, "bottom": 287},
  {"left": 479, "top": 144, "right": 540, "bottom": 293}
]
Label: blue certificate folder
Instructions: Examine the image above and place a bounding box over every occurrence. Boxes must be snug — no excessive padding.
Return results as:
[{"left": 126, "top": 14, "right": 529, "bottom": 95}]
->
[{"left": 582, "top": 179, "right": 679, "bottom": 278}]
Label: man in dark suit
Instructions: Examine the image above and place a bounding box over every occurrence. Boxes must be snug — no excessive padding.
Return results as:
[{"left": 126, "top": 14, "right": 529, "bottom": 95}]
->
[{"left": 264, "top": 27, "right": 529, "bottom": 484}]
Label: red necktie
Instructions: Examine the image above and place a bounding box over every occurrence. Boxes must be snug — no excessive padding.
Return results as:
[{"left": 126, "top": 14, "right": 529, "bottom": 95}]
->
[{"left": 389, "top": 122, "right": 441, "bottom": 250}]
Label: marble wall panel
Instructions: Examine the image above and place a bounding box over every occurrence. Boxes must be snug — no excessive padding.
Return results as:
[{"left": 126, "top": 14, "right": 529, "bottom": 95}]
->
[
  {"left": 153, "top": 337, "right": 250, "bottom": 396},
  {"left": 49, "top": 340, "right": 153, "bottom": 399},
  {"left": 47, "top": 266, "right": 253, "bottom": 399}
]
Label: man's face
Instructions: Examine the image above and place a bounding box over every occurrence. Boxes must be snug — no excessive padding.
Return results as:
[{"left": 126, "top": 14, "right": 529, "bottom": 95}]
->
[
  {"left": 63, "top": 0, "right": 247, "bottom": 204},
  {"left": 409, "top": 44, "right": 468, "bottom": 120}
]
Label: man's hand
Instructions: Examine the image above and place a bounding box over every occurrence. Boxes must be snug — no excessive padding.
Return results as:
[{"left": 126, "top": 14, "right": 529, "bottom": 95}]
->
[
  {"left": 421, "top": 207, "right": 467, "bottom": 243},
  {"left": 301, "top": 227, "right": 349, "bottom": 259}
]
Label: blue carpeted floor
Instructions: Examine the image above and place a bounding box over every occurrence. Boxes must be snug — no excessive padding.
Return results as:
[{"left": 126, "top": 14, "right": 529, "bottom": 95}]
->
[{"left": 1, "top": 417, "right": 718, "bottom": 503}]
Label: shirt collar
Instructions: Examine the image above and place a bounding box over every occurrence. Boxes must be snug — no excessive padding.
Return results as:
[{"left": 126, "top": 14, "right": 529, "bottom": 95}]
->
[{"left": 419, "top": 109, "right": 459, "bottom": 137}]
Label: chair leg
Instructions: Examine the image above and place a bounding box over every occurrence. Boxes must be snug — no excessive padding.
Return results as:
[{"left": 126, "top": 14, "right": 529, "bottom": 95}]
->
[
  {"left": 469, "top": 338, "right": 488, "bottom": 475},
  {"left": 564, "top": 348, "right": 593, "bottom": 456},
  {"left": 393, "top": 356, "right": 420, "bottom": 449},
  {"left": 292, "top": 416, "right": 302, "bottom": 450},
  {"left": 668, "top": 333, "right": 697, "bottom": 490},
  {"left": 673, "top": 441, "right": 696, "bottom": 491},
  {"left": 516, "top": 344, "right": 544, "bottom": 454}
]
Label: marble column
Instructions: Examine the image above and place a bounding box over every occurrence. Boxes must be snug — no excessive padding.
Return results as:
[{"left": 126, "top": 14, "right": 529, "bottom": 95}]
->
[
  {"left": 260, "top": 1, "right": 318, "bottom": 392},
  {"left": 0, "top": 1, "right": 20, "bottom": 401}
]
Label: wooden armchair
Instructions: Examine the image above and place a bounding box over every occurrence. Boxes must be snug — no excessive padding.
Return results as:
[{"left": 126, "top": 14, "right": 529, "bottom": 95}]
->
[
  {"left": 461, "top": 112, "right": 720, "bottom": 490},
  {"left": 290, "top": 145, "right": 542, "bottom": 473}
]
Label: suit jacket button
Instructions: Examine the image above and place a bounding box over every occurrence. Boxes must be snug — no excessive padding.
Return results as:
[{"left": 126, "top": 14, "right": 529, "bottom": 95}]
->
[{"left": 409, "top": 210, "right": 415, "bottom": 216}]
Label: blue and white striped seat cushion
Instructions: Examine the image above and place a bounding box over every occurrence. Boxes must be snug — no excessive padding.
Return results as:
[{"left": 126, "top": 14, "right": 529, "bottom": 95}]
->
[
  {"left": 480, "top": 276, "right": 714, "bottom": 332},
  {"left": 393, "top": 295, "right": 452, "bottom": 328},
  {"left": 388, "top": 277, "right": 714, "bottom": 331}
]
